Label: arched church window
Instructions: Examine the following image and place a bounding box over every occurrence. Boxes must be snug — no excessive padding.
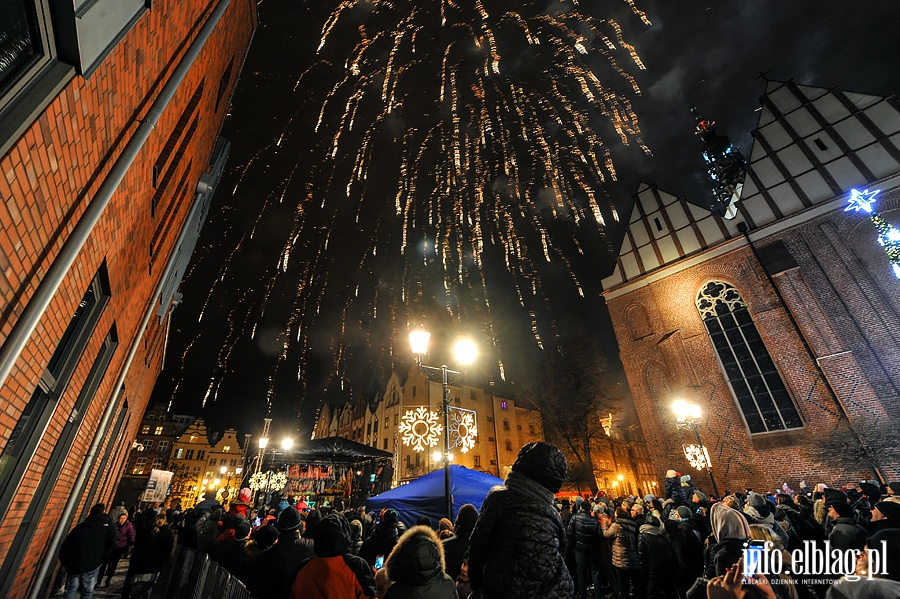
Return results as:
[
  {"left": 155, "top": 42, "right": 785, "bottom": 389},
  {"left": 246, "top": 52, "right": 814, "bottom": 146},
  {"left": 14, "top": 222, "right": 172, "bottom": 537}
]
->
[{"left": 696, "top": 281, "right": 801, "bottom": 433}]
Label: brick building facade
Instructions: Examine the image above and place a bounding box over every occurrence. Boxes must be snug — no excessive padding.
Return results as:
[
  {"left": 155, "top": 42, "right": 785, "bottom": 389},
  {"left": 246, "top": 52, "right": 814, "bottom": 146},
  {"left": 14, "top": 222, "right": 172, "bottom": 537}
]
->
[
  {"left": 602, "top": 81, "right": 900, "bottom": 494},
  {"left": 0, "top": 1, "right": 256, "bottom": 596}
]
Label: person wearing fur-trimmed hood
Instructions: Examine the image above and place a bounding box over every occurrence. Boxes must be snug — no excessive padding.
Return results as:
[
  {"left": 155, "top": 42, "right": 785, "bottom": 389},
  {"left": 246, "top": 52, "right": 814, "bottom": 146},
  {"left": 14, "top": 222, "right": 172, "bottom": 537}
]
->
[{"left": 382, "top": 525, "right": 456, "bottom": 599}]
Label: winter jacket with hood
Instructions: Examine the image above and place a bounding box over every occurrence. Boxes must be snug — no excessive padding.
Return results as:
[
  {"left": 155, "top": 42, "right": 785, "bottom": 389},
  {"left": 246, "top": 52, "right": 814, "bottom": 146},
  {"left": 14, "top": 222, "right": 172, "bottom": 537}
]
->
[
  {"left": 383, "top": 525, "right": 456, "bottom": 599},
  {"left": 665, "top": 475, "right": 688, "bottom": 505},
  {"left": 705, "top": 502, "right": 751, "bottom": 578},
  {"left": 638, "top": 521, "right": 677, "bottom": 583},
  {"left": 467, "top": 442, "right": 574, "bottom": 599},
  {"left": 253, "top": 529, "right": 315, "bottom": 599},
  {"left": 59, "top": 505, "right": 116, "bottom": 574},
  {"left": 290, "top": 513, "right": 376, "bottom": 599},
  {"left": 744, "top": 492, "right": 790, "bottom": 548},
  {"left": 602, "top": 516, "right": 640, "bottom": 570},
  {"left": 113, "top": 517, "right": 136, "bottom": 549},
  {"left": 360, "top": 518, "right": 401, "bottom": 567},
  {"left": 441, "top": 503, "right": 478, "bottom": 579}
]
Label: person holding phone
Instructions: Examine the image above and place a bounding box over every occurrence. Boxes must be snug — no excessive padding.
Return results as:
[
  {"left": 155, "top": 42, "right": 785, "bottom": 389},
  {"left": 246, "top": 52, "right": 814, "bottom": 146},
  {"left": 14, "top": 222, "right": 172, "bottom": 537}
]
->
[
  {"left": 706, "top": 558, "right": 776, "bottom": 599},
  {"left": 706, "top": 503, "right": 752, "bottom": 578}
]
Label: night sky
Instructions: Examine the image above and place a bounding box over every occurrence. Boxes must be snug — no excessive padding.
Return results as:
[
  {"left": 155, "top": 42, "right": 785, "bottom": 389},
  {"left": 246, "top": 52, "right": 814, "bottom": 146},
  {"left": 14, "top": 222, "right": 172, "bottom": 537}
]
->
[{"left": 149, "top": 0, "right": 900, "bottom": 443}]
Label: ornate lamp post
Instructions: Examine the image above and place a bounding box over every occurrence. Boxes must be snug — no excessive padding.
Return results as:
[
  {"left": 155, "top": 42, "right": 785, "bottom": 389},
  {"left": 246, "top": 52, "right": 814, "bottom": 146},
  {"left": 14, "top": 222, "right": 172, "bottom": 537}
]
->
[
  {"left": 672, "top": 399, "right": 720, "bottom": 497},
  {"left": 409, "top": 329, "right": 477, "bottom": 519}
]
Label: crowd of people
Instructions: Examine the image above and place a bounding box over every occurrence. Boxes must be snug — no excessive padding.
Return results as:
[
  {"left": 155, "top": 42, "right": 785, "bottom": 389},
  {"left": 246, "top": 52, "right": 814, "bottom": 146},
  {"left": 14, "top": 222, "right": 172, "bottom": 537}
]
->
[{"left": 59, "top": 442, "right": 900, "bottom": 599}]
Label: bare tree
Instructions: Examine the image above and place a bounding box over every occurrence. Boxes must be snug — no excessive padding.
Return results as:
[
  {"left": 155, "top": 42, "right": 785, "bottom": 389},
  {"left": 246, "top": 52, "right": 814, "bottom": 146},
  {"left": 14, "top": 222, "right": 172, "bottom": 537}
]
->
[
  {"left": 806, "top": 414, "right": 900, "bottom": 483},
  {"left": 522, "top": 331, "right": 622, "bottom": 494}
]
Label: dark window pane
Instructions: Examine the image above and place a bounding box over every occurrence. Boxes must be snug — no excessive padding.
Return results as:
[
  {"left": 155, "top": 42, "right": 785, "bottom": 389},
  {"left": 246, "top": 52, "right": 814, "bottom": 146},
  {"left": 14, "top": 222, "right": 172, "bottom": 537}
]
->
[{"left": 0, "top": 0, "right": 42, "bottom": 94}]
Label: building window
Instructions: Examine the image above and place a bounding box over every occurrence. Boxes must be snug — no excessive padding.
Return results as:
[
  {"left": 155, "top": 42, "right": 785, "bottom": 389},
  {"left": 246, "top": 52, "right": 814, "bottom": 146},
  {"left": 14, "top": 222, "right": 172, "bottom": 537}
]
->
[
  {"left": 384, "top": 438, "right": 388, "bottom": 450},
  {"left": 486, "top": 417, "right": 493, "bottom": 422},
  {"left": 158, "top": 441, "right": 169, "bottom": 453},
  {"left": 209, "top": 458, "right": 216, "bottom": 466},
  {"left": 142, "top": 440, "right": 154, "bottom": 451},
  {"left": 175, "top": 448, "right": 184, "bottom": 459},
  {"left": 697, "top": 281, "right": 801, "bottom": 433},
  {"left": 502, "top": 420, "right": 510, "bottom": 431},
  {"left": 152, "top": 458, "right": 163, "bottom": 469},
  {"left": 505, "top": 440, "right": 512, "bottom": 451},
  {"left": 488, "top": 437, "right": 495, "bottom": 443},
  {"left": 147, "top": 415, "right": 155, "bottom": 420},
  {"left": 394, "top": 414, "right": 399, "bottom": 426},
  {"left": 474, "top": 456, "right": 481, "bottom": 468},
  {"left": 470, "top": 390, "right": 476, "bottom": 400},
  {"left": 185, "top": 449, "right": 195, "bottom": 460},
  {"left": 154, "top": 426, "right": 163, "bottom": 435},
  {"left": 133, "top": 457, "right": 148, "bottom": 474},
  {"left": 490, "top": 459, "right": 497, "bottom": 465},
  {"left": 373, "top": 419, "right": 378, "bottom": 433},
  {"left": 230, "top": 459, "right": 236, "bottom": 467},
  {"left": 223, "top": 445, "right": 231, "bottom": 452},
  {"left": 384, "top": 417, "right": 389, "bottom": 429},
  {"left": 412, "top": 386, "right": 416, "bottom": 397},
  {"left": 500, "top": 401, "right": 507, "bottom": 410},
  {"left": 197, "top": 450, "right": 206, "bottom": 460},
  {"left": 141, "top": 425, "right": 150, "bottom": 435}
]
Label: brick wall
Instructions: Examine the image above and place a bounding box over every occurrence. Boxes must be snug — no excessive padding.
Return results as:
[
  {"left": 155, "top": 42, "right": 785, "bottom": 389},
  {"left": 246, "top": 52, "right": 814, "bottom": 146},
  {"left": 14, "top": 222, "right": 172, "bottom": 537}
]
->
[
  {"left": 606, "top": 205, "right": 900, "bottom": 493},
  {"left": 0, "top": 1, "right": 257, "bottom": 596}
]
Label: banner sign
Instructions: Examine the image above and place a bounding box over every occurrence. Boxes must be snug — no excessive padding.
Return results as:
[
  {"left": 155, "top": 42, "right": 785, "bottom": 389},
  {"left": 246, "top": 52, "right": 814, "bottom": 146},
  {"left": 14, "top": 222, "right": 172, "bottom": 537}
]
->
[{"left": 143, "top": 469, "right": 174, "bottom": 503}]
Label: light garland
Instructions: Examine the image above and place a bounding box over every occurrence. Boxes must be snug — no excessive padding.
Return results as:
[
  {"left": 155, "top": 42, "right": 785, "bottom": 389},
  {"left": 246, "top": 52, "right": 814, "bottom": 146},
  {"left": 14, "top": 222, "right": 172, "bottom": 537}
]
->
[
  {"left": 399, "top": 406, "right": 442, "bottom": 452},
  {"left": 845, "top": 188, "right": 900, "bottom": 279},
  {"left": 449, "top": 407, "right": 478, "bottom": 453}
]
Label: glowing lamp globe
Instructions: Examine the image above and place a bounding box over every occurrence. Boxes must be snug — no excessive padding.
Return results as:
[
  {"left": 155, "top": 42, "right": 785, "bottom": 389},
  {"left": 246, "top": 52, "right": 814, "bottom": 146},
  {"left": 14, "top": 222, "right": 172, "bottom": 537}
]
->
[
  {"left": 453, "top": 338, "right": 477, "bottom": 366},
  {"left": 409, "top": 329, "right": 431, "bottom": 357}
]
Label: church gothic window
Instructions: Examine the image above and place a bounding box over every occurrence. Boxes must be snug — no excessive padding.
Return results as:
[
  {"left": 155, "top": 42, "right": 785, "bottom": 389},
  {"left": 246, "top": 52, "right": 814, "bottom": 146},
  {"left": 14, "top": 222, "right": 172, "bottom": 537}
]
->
[{"left": 696, "top": 281, "right": 801, "bottom": 433}]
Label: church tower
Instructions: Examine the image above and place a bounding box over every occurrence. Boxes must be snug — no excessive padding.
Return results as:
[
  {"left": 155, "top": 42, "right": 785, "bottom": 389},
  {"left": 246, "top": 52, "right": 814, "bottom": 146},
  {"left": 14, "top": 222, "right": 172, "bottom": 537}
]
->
[{"left": 692, "top": 107, "right": 746, "bottom": 218}]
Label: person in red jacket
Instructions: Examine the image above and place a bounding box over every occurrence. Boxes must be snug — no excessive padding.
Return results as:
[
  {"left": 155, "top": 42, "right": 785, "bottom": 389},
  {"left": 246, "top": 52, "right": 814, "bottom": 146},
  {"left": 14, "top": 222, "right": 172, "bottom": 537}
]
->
[{"left": 290, "top": 512, "right": 376, "bottom": 599}]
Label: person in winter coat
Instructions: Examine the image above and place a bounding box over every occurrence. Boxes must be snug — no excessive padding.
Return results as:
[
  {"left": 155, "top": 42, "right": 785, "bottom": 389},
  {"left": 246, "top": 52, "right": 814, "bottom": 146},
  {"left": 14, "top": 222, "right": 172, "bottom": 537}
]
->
[
  {"left": 228, "top": 488, "right": 253, "bottom": 519},
  {"left": 743, "top": 492, "right": 790, "bottom": 549},
  {"left": 101, "top": 511, "right": 135, "bottom": 587},
  {"left": 664, "top": 470, "right": 688, "bottom": 505},
  {"left": 196, "top": 507, "right": 223, "bottom": 554},
  {"left": 666, "top": 505, "right": 704, "bottom": 599},
  {"left": 360, "top": 509, "right": 402, "bottom": 568},
  {"left": 868, "top": 501, "right": 900, "bottom": 534},
  {"left": 438, "top": 517, "right": 455, "bottom": 540},
  {"left": 211, "top": 519, "right": 252, "bottom": 577},
  {"left": 441, "top": 503, "right": 478, "bottom": 580},
  {"left": 349, "top": 518, "right": 365, "bottom": 555},
  {"left": 602, "top": 506, "right": 644, "bottom": 599},
  {"left": 253, "top": 506, "right": 315, "bottom": 599},
  {"left": 239, "top": 524, "right": 278, "bottom": 590},
  {"left": 59, "top": 503, "right": 115, "bottom": 599},
  {"left": 827, "top": 501, "right": 868, "bottom": 551},
  {"left": 705, "top": 503, "right": 750, "bottom": 578},
  {"left": 638, "top": 515, "right": 677, "bottom": 599},
  {"left": 567, "top": 499, "right": 602, "bottom": 599},
  {"left": 289, "top": 512, "right": 376, "bottom": 599},
  {"left": 126, "top": 514, "right": 174, "bottom": 599},
  {"left": 825, "top": 529, "right": 900, "bottom": 599},
  {"left": 467, "top": 441, "right": 574, "bottom": 599},
  {"left": 382, "top": 525, "right": 456, "bottom": 599}
]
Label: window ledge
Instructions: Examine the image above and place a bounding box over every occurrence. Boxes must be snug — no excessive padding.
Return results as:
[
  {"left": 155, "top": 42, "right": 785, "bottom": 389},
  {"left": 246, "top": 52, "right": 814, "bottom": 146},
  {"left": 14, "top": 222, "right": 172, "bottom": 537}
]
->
[
  {"left": 0, "top": 60, "right": 75, "bottom": 159},
  {"left": 749, "top": 427, "right": 805, "bottom": 451}
]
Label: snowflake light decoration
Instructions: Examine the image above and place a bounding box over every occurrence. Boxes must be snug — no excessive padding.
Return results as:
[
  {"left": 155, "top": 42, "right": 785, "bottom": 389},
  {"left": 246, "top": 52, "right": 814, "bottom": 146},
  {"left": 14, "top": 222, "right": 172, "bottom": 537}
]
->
[
  {"left": 249, "top": 470, "right": 288, "bottom": 492},
  {"left": 682, "top": 444, "right": 711, "bottom": 471},
  {"left": 399, "top": 406, "right": 442, "bottom": 452},
  {"left": 449, "top": 408, "right": 478, "bottom": 453}
]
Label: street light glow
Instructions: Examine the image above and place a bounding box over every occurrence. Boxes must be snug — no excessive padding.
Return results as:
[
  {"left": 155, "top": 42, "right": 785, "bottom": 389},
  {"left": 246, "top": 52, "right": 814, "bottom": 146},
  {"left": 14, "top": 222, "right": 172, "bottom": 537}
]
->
[
  {"left": 281, "top": 438, "right": 293, "bottom": 451},
  {"left": 220, "top": 466, "right": 227, "bottom": 475},
  {"left": 453, "top": 338, "right": 477, "bottom": 366},
  {"left": 432, "top": 450, "right": 443, "bottom": 462},
  {"left": 258, "top": 437, "right": 269, "bottom": 450},
  {"left": 409, "top": 329, "right": 431, "bottom": 356}
]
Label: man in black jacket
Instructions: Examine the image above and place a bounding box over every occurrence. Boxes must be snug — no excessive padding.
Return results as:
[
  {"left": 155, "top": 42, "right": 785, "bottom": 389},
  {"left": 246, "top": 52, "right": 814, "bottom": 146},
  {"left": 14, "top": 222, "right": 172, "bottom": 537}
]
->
[
  {"left": 59, "top": 503, "right": 115, "bottom": 599},
  {"left": 567, "top": 499, "right": 602, "bottom": 599},
  {"left": 252, "top": 506, "right": 314, "bottom": 599},
  {"left": 442, "top": 503, "right": 478, "bottom": 579}
]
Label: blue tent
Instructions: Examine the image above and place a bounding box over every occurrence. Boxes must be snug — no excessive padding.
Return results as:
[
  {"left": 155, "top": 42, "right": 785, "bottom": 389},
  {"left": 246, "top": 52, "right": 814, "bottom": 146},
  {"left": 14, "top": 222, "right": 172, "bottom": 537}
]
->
[{"left": 366, "top": 465, "right": 503, "bottom": 528}]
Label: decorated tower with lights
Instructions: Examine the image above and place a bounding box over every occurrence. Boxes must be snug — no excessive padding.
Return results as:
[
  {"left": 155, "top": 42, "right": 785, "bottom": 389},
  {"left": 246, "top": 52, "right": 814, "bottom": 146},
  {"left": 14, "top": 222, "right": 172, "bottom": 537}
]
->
[
  {"left": 692, "top": 107, "right": 746, "bottom": 219},
  {"left": 844, "top": 188, "right": 900, "bottom": 279}
]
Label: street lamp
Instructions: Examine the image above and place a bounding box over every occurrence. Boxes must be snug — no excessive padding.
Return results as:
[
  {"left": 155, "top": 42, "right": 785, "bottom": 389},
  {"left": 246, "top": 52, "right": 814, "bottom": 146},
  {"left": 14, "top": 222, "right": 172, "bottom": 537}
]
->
[
  {"left": 672, "top": 399, "right": 720, "bottom": 497},
  {"left": 409, "top": 328, "right": 477, "bottom": 519},
  {"left": 281, "top": 438, "right": 293, "bottom": 451}
]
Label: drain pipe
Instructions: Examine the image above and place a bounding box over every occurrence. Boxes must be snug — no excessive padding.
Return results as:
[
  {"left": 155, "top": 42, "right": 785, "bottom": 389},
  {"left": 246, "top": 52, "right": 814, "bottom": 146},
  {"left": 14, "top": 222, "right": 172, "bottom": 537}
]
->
[
  {"left": 0, "top": 0, "right": 232, "bottom": 392},
  {"left": 26, "top": 2, "right": 233, "bottom": 597}
]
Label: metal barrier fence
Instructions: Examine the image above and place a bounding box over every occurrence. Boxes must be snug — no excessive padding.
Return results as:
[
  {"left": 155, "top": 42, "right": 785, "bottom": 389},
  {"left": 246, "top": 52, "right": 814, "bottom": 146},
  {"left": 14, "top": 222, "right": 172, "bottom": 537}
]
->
[{"left": 165, "top": 545, "right": 252, "bottom": 599}]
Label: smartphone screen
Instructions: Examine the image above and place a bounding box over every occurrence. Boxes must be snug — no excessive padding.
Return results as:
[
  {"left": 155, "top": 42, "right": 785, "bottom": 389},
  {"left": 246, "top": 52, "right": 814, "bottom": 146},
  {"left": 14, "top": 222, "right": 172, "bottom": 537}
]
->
[
  {"left": 375, "top": 555, "right": 385, "bottom": 569},
  {"left": 743, "top": 541, "right": 765, "bottom": 581}
]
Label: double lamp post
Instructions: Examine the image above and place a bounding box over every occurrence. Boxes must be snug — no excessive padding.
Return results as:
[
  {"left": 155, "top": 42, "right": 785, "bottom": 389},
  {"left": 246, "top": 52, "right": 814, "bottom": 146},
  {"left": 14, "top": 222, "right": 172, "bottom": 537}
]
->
[{"left": 409, "top": 329, "right": 477, "bottom": 519}]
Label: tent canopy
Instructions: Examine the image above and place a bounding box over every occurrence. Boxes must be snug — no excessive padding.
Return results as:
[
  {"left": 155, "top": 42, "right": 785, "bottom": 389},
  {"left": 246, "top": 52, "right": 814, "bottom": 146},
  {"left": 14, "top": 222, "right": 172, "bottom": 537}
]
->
[
  {"left": 366, "top": 465, "right": 503, "bottom": 528},
  {"left": 293, "top": 437, "right": 392, "bottom": 463}
]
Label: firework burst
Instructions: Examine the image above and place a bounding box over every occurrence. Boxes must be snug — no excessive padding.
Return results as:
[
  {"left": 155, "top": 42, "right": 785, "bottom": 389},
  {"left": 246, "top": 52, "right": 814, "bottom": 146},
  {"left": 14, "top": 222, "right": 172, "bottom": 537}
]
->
[{"left": 169, "top": 0, "right": 650, "bottom": 421}]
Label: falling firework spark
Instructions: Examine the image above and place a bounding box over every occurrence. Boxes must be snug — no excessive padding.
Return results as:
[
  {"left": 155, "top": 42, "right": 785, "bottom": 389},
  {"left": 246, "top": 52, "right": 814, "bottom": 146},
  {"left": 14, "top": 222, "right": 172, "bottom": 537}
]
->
[{"left": 160, "top": 0, "right": 650, "bottom": 427}]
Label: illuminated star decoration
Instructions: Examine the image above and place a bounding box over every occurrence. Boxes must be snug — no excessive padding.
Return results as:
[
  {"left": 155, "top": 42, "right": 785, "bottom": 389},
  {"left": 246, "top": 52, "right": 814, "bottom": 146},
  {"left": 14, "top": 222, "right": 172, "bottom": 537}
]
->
[
  {"left": 399, "top": 406, "right": 443, "bottom": 452},
  {"left": 845, "top": 188, "right": 900, "bottom": 279},
  {"left": 844, "top": 188, "right": 880, "bottom": 214},
  {"left": 449, "top": 408, "right": 478, "bottom": 454},
  {"left": 682, "top": 444, "right": 711, "bottom": 471},
  {"left": 249, "top": 470, "right": 288, "bottom": 492}
]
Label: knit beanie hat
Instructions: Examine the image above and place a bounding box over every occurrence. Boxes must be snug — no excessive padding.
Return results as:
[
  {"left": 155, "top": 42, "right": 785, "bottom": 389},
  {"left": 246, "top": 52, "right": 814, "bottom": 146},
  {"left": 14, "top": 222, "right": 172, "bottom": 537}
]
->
[
  {"left": 875, "top": 501, "right": 900, "bottom": 521},
  {"left": 830, "top": 501, "right": 854, "bottom": 519},
  {"left": 511, "top": 442, "right": 567, "bottom": 493},
  {"left": 455, "top": 504, "right": 479, "bottom": 533},
  {"left": 277, "top": 506, "right": 303, "bottom": 531},
  {"left": 252, "top": 524, "right": 279, "bottom": 548},
  {"left": 676, "top": 506, "right": 692, "bottom": 519},
  {"left": 888, "top": 482, "right": 900, "bottom": 495}
]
